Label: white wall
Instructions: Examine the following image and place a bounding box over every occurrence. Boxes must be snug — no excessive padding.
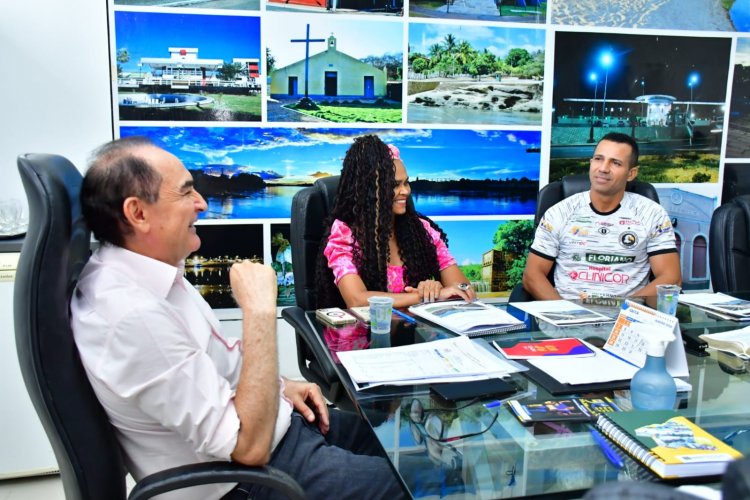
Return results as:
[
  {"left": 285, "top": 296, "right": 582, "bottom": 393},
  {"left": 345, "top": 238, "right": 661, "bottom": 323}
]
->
[
  {"left": 0, "top": 0, "right": 302, "bottom": 478},
  {"left": 0, "top": 0, "right": 113, "bottom": 202}
]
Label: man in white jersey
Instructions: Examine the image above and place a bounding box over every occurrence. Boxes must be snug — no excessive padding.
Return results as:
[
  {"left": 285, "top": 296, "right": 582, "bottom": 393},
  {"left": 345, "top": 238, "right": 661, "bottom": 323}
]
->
[
  {"left": 70, "top": 137, "right": 406, "bottom": 500},
  {"left": 522, "top": 132, "right": 681, "bottom": 300}
]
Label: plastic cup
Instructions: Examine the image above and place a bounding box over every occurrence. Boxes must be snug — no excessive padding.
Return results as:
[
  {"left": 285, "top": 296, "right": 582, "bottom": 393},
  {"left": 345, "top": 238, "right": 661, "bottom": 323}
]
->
[
  {"left": 368, "top": 296, "right": 393, "bottom": 334},
  {"left": 656, "top": 284, "right": 681, "bottom": 316}
]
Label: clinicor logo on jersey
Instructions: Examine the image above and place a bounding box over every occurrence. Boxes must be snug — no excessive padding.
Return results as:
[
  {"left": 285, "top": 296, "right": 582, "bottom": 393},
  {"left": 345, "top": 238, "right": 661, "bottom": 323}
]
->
[{"left": 568, "top": 270, "right": 631, "bottom": 284}]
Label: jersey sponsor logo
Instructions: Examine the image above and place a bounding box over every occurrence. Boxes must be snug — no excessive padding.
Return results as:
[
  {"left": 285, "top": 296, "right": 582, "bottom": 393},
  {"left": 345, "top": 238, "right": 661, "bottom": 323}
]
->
[
  {"left": 620, "top": 231, "right": 638, "bottom": 248},
  {"left": 597, "top": 221, "right": 614, "bottom": 227},
  {"left": 655, "top": 220, "right": 673, "bottom": 235},
  {"left": 571, "top": 225, "right": 590, "bottom": 237},
  {"left": 568, "top": 270, "right": 631, "bottom": 284},
  {"left": 540, "top": 219, "right": 553, "bottom": 232},
  {"left": 572, "top": 254, "right": 581, "bottom": 261},
  {"left": 586, "top": 253, "right": 635, "bottom": 264},
  {"left": 619, "top": 219, "right": 641, "bottom": 226},
  {"left": 598, "top": 227, "right": 610, "bottom": 235}
]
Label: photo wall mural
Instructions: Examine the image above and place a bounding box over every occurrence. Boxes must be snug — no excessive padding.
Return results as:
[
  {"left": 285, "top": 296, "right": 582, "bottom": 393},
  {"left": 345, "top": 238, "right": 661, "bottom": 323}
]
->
[{"left": 110, "top": 0, "right": 750, "bottom": 307}]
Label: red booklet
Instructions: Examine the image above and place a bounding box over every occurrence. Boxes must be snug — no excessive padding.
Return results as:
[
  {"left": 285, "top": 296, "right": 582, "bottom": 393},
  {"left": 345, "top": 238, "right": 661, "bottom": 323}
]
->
[{"left": 494, "top": 338, "right": 595, "bottom": 359}]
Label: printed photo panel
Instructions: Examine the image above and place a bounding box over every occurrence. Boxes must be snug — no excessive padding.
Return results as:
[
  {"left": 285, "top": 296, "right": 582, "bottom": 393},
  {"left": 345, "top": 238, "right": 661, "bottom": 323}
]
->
[
  {"left": 550, "top": 31, "right": 731, "bottom": 184},
  {"left": 120, "top": 126, "right": 542, "bottom": 219},
  {"left": 114, "top": 10, "right": 261, "bottom": 122},
  {"left": 439, "top": 218, "right": 535, "bottom": 298},
  {"left": 266, "top": 0, "right": 403, "bottom": 15},
  {"left": 186, "top": 223, "right": 264, "bottom": 309},
  {"left": 721, "top": 162, "right": 750, "bottom": 204},
  {"left": 114, "top": 0, "right": 260, "bottom": 10},
  {"left": 265, "top": 13, "right": 403, "bottom": 123},
  {"left": 270, "top": 223, "right": 296, "bottom": 307},
  {"left": 552, "top": 0, "right": 743, "bottom": 32},
  {"left": 407, "top": 23, "right": 545, "bottom": 126},
  {"left": 409, "top": 0, "right": 547, "bottom": 24},
  {"left": 655, "top": 185, "right": 718, "bottom": 291},
  {"left": 727, "top": 38, "right": 750, "bottom": 159}
]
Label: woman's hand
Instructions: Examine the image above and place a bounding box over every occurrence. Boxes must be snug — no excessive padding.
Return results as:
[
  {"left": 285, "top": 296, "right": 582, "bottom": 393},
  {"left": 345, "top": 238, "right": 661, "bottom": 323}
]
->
[
  {"left": 438, "top": 283, "right": 477, "bottom": 303},
  {"left": 405, "top": 279, "right": 443, "bottom": 303}
]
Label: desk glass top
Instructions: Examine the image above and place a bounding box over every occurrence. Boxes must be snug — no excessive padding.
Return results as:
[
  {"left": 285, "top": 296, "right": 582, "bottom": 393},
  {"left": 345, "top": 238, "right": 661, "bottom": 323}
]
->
[{"left": 309, "top": 298, "right": 750, "bottom": 499}]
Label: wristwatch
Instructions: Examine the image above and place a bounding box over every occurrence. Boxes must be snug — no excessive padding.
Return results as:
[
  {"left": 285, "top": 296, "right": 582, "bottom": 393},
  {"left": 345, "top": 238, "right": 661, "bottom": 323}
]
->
[{"left": 458, "top": 282, "right": 470, "bottom": 291}]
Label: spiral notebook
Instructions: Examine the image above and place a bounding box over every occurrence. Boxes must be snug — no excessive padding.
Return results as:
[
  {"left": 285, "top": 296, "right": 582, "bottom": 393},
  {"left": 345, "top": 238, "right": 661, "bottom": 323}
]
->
[
  {"left": 595, "top": 410, "right": 743, "bottom": 479},
  {"left": 408, "top": 300, "right": 525, "bottom": 337}
]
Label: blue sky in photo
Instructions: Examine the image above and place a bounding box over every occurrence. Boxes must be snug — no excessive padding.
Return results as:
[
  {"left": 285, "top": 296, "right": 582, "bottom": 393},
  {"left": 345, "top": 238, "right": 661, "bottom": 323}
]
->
[
  {"left": 120, "top": 126, "right": 541, "bottom": 181},
  {"left": 439, "top": 219, "right": 511, "bottom": 266},
  {"left": 114, "top": 11, "right": 260, "bottom": 72},
  {"left": 737, "top": 37, "right": 750, "bottom": 66},
  {"left": 265, "top": 12, "right": 403, "bottom": 68},
  {"left": 409, "top": 23, "right": 545, "bottom": 58}
]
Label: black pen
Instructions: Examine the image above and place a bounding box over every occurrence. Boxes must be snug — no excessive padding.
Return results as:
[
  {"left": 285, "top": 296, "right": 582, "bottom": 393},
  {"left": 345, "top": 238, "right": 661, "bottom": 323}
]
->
[{"left": 392, "top": 309, "right": 417, "bottom": 323}]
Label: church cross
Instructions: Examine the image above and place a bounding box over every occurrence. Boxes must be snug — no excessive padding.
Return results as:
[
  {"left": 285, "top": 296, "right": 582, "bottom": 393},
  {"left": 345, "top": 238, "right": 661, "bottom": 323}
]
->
[{"left": 290, "top": 24, "right": 325, "bottom": 98}]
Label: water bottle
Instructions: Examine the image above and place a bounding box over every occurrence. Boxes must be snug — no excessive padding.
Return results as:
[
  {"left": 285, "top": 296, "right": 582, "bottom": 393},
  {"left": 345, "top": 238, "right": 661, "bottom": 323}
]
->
[{"left": 630, "top": 351, "right": 676, "bottom": 410}]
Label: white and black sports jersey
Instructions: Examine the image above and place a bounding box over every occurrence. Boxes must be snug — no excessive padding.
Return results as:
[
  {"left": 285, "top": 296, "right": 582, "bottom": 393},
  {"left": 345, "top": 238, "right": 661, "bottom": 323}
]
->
[{"left": 530, "top": 191, "right": 677, "bottom": 300}]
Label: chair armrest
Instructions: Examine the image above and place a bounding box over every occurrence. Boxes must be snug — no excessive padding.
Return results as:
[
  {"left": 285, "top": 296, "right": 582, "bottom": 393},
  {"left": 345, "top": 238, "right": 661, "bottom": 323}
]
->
[
  {"left": 281, "top": 306, "right": 341, "bottom": 385},
  {"left": 128, "top": 461, "right": 305, "bottom": 500}
]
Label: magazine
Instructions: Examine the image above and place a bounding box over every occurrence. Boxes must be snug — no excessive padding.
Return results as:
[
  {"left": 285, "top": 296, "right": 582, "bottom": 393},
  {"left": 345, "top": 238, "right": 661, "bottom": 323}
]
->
[
  {"left": 510, "top": 300, "right": 615, "bottom": 326},
  {"left": 678, "top": 292, "right": 750, "bottom": 320},
  {"left": 508, "top": 396, "right": 621, "bottom": 425},
  {"left": 407, "top": 300, "right": 525, "bottom": 337}
]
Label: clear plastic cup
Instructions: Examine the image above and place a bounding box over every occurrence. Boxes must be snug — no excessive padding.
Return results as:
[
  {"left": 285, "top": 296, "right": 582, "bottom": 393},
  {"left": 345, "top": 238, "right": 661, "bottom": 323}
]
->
[
  {"left": 656, "top": 284, "right": 681, "bottom": 316},
  {"left": 368, "top": 296, "right": 393, "bottom": 334}
]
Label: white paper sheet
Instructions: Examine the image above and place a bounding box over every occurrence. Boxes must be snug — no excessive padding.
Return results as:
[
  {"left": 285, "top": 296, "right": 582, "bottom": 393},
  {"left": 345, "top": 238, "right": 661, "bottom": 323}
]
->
[{"left": 337, "top": 336, "right": 523, "bottom": 389}]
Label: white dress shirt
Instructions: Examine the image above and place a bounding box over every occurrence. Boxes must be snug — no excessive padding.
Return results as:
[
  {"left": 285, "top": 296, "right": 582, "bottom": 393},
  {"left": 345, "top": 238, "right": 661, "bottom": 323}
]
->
[{"left": 71, "top": 245, "right": 292, "bottom": 500}]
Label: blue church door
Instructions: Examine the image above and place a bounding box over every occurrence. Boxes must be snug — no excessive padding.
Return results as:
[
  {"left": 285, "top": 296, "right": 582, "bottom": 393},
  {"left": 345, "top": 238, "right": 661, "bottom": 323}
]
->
[
  {"left": 325, "top": 72, "right": 337, "bottom": 96},
  {"left": 363, "top": 76, "right": 374, "bottom": 98},
  {"left": 288, "top": 77, "right": 298, "bottom": 96}
]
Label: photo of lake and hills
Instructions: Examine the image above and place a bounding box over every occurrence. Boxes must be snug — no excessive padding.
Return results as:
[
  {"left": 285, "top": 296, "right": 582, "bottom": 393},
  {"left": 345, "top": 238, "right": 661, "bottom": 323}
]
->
[{"left": 120, "top": 126, "right": 541, "bottom": 219}]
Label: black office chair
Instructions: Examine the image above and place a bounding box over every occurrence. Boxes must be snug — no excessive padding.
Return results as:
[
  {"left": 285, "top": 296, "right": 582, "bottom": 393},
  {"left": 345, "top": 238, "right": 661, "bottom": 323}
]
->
[
  {"left": 709, "top": 194, "right": 750, "bottom": 294},
  {"left": 14, "top": 153, "right": 304, "bottom": 500},
  {"left": 508, "top": 174, "right": 660, "bottom": 302},
  {"left": 282, "top": 176, "right": 355, "bottom": 410}
]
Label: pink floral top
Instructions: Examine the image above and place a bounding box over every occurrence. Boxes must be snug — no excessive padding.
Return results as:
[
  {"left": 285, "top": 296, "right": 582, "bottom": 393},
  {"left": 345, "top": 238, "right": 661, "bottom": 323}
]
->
[{"left": 324, "top": 218, "right": 456, "bottom": 293}]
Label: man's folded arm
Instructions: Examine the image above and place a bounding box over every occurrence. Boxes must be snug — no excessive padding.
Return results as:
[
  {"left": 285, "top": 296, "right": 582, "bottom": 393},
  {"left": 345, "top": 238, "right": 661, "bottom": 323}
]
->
[
  {"left": 522, "top": 250, "right": 563, "bottom": 300},
  {"left": 630, "top": 250, "right": 682, "bottom": 297}
]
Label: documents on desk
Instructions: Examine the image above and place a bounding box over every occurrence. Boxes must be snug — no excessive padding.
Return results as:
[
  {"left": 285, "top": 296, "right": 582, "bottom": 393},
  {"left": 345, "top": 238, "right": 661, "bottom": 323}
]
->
[
  {"left": 528, "top": 339, "right": 638, "bottom": 384},
  {"left": 336, "top": 336, "right": 525, "bottom": 391},
  {"left": 525, "top": 301, "right": 691, "bottom": 391},
  {"left": 510, "top": 300, "right": 614, "bottom": 326},
  {"left": 678, "top": 292, "right": 750, "bottom": 321}
]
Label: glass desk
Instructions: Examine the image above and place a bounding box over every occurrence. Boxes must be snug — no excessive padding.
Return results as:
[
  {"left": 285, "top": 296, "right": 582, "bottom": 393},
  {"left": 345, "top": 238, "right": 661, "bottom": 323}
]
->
[{"left": 306, "top": 298, "right": 750, "bottom": 499}]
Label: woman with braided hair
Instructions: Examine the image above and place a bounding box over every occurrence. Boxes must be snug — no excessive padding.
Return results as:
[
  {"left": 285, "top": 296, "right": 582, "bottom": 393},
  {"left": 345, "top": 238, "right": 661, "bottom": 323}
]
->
[{"left": 315, "top": 134, "right": 475, "bottom": 309}]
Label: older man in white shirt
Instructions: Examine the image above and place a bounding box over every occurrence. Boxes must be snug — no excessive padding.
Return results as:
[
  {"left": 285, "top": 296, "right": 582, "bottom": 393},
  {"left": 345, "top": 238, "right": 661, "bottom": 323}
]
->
[{"left": 71, "top": 137, "right": 405, "bottom": 500}]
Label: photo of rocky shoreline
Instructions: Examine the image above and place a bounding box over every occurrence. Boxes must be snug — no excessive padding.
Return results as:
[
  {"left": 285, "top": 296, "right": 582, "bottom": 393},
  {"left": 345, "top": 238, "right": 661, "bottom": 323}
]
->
[
  {"left": 407, "top": 77, "right": 543, "bottom": 125},
  {"left": 407, "top": 23, "right": 545, "bottom": 125}
]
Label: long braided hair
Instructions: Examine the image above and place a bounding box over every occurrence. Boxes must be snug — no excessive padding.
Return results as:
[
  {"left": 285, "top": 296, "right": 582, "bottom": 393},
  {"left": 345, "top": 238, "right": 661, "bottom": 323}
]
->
[{"left": 314, "top": 134, "right": 448, "bottom": 308}]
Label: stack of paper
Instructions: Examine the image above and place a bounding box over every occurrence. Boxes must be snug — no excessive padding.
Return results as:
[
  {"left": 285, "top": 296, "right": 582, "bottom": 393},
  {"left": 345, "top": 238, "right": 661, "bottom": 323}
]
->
[
  {"left": 699, "top": 327, "right": 750, "bottom": 359},
  {"left": 678, "top": 292, "right": 750, "bottom": 321},
  {"left": 336, "top": 336, "right": 524, "bottom": 390},
  {"left": 510, "top": 300, "right": 615, "bottom": 326}
]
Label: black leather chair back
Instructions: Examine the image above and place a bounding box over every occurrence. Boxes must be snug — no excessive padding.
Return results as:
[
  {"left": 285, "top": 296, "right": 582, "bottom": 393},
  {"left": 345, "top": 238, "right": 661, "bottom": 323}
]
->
[
  {"left": 289, "top": 175, "right": 339, "bottom": 311},
  {"left": 14, "top": 154, "right": 126, "bottom": 500},
  {"left": 709, "top": 195, "right": 750, "bottom": 293},
  {"left": 535, "top": 174, "right": 660, "bottom": 226}
]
